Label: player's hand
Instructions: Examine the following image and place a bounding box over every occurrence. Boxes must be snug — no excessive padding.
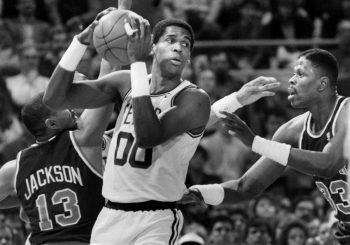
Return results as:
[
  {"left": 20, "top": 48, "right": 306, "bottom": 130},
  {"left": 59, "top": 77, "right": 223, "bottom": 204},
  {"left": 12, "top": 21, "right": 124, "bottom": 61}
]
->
[
  {"left": 124, "top": 16, "right": 152, "bottom": 63},
  {"left": 177, "top": 189, "right": 208, "bottom": 208},
  {"left": 76, "top": 7, "right": 116, "bottom": 45},
  {"left": 221, "top": 111, "right": 256, "bottom": 147},
  {"left": 236, "top": 76, "right": 280, "bottom": 106}
]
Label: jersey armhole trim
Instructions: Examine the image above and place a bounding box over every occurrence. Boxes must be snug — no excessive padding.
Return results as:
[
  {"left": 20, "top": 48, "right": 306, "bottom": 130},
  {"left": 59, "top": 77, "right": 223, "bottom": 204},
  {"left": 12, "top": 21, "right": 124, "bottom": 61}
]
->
[
  {"left": 69, "top": 131, "right": 103, "bottom": 179},
  {"left": 13, "top": 151, "right": 22, "bottom": 194},
  {"left": 332, "top": 97, "right": 349, "bottom": 135}
]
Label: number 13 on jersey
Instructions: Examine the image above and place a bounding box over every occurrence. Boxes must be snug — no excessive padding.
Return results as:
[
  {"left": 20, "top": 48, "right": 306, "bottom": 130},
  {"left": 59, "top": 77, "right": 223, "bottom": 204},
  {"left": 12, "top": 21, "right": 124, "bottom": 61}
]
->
[{"left": 114, "top": 132, "right": 153, "bottom": 169}]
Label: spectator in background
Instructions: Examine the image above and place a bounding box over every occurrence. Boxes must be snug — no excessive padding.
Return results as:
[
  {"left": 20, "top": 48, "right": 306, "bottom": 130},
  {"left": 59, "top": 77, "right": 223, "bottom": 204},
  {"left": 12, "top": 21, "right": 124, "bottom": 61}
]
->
[
  {"left": 252, "top": 194, "right": 278, "bottom": 227},
  {"left": 161, "top": 0, "right": 223, "bottom": 40},
  {"left": 304, "top": 0, "right": 341, "bottom": 38},
  {"left": 210, "top": 52, "right": 243, "bottom": 99},
  {"left": 260, "top": 0, "right": 313, "bottom": 69},
  {"left": 278, "top": 219, "right": 309, "bottom": 245},
  {"left": 230, "top": 208, "right": 249, "bottom": 245},
  {"left": 39, "top": 26, "right": 68, "bottom": 77},
  {"left": 208, "top": 215, "right": 234, "bottom": 245},
  {"left": 332, "top": 20, "right": 350, "bottom": 96},
  {"left": 245, "top": 218, "right": 274, "bottom": 245},
  {"left": 201, "top": 123, "right": 253, "bottom": 181},
  {"left": 0, "top": 87, "right": 30, "bottom": 165},
  {"left": 5, "top": 0, "right": 50, "bottom": 46},
  {"left": 262, "top": 107, "right": 288, "bottom": 139},
  {"left": 293, "top": 197, "right": 317, "bottom": 225},
  {"left": 185, "top": 145, "right": 221, "bottom": 187},
  {"left": 0, "top": 225, "right": 13, "bottom": 245},
  {"left": 5, "top": 43, "right": 49, "bottom": 111},
  {"left": 43, "top": 0, "right": 101, "bottom": 31},
  {"left": 224, "top": 0, "right": 267, "bottom": 70},
  {"left": 195, "top": 69, "right": 218, "bottom": 103}
]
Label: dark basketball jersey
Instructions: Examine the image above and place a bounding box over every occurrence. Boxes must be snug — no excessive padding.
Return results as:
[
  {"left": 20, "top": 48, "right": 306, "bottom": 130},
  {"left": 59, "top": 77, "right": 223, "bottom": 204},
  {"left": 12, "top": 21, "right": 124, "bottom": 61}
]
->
[
  {"left": 299, "top": 96, "right": 350, "bottom": 222},
  {"left": 15, "top": 131, "right": 104, "bottom": 244}
]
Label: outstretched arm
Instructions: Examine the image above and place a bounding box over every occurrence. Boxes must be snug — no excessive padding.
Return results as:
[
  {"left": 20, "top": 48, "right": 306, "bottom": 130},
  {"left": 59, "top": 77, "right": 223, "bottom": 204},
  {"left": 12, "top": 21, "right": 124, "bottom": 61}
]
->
[
  {"left": 222, "top": 105, "right": 349, "bottom": 178},
  {"left": 43, "top": 8, "right": 136, "bottom": 110},
  {"left": 207, "top": 76, "right": 280, "bottom": 127},
  {"left": 182, "top": 129, "right": 287, "bottom": 206}
]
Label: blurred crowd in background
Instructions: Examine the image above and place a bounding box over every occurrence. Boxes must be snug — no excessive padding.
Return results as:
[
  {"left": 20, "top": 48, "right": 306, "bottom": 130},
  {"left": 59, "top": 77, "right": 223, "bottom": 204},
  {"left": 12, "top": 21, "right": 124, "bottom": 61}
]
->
[{"left": 0, "top": 0, "right": 350, "bottom": 244}]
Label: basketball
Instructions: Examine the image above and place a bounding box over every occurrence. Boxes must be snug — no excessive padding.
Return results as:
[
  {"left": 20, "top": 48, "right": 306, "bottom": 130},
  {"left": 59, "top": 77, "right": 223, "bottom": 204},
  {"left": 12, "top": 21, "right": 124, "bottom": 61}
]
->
[{"left": 93, "top": 9, "right": 131, "bottom": 66}]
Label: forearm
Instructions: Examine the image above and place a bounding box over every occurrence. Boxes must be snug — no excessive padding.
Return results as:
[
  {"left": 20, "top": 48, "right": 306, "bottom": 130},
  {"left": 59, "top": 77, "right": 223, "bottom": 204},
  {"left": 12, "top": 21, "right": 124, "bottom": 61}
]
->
[
  {"left": 44, "top": 36, "right": 88, "bottom": 109},
  {"left": 44, "top": 67, "right": 75, "bottom": 109},
  {"left": 133, "top": 97, "right": 162, "bottom": 147},
  {"left": 251, "top": 135, "right": 346, "bottom": 178},
  {"left": 221, "top": 178, "right": 264, "bottom": 204}
]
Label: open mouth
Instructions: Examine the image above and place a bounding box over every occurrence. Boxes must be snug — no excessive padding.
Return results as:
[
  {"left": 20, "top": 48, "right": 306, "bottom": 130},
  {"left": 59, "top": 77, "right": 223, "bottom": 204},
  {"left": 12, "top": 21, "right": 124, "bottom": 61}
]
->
[{"left": 170, "top": 58, "right": 182, "bottom": 66}]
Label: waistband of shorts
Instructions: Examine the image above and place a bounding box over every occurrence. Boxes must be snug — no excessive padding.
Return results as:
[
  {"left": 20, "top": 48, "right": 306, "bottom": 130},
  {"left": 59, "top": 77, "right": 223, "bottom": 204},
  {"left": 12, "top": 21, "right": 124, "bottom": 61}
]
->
[{"left": 105, "top": 200, "right": 177, "bottom": 211}]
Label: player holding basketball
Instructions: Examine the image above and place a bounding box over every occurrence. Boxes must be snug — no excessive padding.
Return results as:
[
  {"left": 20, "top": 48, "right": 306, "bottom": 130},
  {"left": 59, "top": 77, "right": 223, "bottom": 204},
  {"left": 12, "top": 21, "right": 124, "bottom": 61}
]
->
[
  {"left": 44, "top": 8, "right": 279, "bottom": 244},
  {"left": 184, "top": 49, "right": 350, "bottom": 244}
]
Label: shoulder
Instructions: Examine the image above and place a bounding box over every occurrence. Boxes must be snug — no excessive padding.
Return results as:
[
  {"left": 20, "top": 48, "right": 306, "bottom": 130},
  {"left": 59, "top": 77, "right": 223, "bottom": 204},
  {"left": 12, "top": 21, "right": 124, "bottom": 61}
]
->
[
  {"left": 174, "top": 86, "right": 210, "bottom": 109},
  {"left": 335, "top": 98, "right": 350, "bottom": 131},
  {"left": 272, "top": 112, "right": 308, "bottom": 145}
]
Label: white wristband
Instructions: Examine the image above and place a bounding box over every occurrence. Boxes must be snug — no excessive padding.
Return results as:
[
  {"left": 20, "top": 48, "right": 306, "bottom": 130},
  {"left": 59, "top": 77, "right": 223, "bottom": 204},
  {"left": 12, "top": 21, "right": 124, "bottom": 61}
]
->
[
  {"left": 211, "top": 92, "right": 242, "bottom": 118},
  {"left": 189, "top": 184, "right": 224, "bottom": 206},
  {"left": 252, "top": 136, "right": 291, "bottom": 166},
  {"left": 130, "top": 62, "right": 150, "bottom": 97},
  {"left": 59, "top": 36, "right": 88, "bottom": 72}
]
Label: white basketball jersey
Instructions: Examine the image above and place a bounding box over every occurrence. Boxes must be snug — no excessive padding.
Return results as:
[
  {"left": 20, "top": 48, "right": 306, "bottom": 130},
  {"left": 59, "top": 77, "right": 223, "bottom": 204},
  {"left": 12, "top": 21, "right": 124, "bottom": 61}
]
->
[{"left": 103, "top": 80, "right": 203, "bottom": 202}]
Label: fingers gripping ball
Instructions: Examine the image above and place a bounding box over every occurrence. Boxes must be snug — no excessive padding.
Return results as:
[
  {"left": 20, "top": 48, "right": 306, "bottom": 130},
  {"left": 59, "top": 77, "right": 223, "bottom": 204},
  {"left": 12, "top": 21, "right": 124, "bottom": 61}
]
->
[{"left": 93, "top": 9, "right": 132, "bottom": 66}]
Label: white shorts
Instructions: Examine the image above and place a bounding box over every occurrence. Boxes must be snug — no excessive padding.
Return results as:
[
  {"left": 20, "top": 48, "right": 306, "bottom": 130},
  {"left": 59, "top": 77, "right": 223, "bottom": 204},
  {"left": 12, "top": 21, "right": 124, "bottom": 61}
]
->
[{"left": 90, "top": 206, "right": 183, "bottom": 245}]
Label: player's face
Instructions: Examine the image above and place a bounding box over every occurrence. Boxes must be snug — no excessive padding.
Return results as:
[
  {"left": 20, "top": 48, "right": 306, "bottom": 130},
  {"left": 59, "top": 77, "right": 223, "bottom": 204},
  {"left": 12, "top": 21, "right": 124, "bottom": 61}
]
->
[
  {"left": 52, "top": 109, "right": 79, "bottom": 131},
  {"left": 153, "top": 26, "right": 191, "bottom": 77},
  {"left": 288, "top": 56, "right": 322, "bottom": 108}
]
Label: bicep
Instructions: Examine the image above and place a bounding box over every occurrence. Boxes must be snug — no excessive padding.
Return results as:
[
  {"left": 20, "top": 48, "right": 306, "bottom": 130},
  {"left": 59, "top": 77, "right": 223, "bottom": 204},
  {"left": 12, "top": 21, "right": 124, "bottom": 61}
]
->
[{"left": 159, "top": 91, "right": 210, "bottom": 140}]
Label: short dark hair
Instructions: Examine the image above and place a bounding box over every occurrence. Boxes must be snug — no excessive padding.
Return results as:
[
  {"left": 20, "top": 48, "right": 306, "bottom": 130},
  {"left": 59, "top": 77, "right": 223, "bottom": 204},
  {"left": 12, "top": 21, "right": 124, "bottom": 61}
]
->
[
  {"left": 279, "top": 220, "right": 308, "bottom": 245},
  {"left": 152, "top": 19, "right": 195, "bottom": 50},
  {"left": 21, "top": 93, "right": 52, "bottom": 137},
  {"left": 209, "top": 215, "right": 233, "bottom": 232},
  {"left": 298, "top": 48, "right": 338, "bottom": 88}
]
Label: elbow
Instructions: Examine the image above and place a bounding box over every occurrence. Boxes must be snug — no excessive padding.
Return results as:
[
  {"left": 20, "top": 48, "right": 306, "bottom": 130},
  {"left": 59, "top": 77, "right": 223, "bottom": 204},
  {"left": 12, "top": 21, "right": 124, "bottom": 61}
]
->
[
  {"left": 136, "top": 137, "right": 159, "bottom": 148},
  {"left": 237, "top": 178, "right": 262, "bottom": 200},
  {"left": 135, "top": 130, "right": 162, "bottom": 148}
]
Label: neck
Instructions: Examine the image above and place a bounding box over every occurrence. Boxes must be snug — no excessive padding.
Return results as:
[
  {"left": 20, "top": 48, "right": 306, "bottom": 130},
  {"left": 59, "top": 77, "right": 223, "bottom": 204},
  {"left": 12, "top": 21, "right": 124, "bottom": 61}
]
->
[
  {"left": 309, "top": 93, "right": 338, "bottom": 132},
  {"left": 150, "top": 65, "right": 182, "bottom": 94},
  {"left": 35, "top": 130, "right": 60, "bottom": 143},
  {"left": 19, "top": 14, "right": 34, "bottom": 22}
]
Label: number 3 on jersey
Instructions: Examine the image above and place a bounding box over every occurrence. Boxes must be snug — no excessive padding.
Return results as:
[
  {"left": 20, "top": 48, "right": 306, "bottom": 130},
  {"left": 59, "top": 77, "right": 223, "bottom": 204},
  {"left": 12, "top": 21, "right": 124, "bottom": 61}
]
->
[{"left": 114, "top": 132, "right": 153, "bottom": 169}]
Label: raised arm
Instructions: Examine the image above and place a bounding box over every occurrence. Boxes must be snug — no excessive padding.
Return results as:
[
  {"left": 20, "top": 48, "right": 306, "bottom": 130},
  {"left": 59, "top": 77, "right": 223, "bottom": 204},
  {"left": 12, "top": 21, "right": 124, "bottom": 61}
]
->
[{"left": 43, "top": 8, "right": 132, "bottom": 110}]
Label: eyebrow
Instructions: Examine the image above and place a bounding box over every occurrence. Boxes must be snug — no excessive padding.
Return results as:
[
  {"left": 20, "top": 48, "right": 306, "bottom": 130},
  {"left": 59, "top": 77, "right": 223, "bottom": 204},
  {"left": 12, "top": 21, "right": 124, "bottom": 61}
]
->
[{"left": 165, "top": 34, "right": 191, "bottom": 42}]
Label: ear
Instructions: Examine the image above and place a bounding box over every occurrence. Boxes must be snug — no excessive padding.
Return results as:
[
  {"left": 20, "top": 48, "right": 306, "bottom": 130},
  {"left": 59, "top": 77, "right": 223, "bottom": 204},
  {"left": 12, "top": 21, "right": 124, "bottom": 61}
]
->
[
  {"left": 150, "top": 44, "right": 156, "bottom": 56},
  {"left": 45, "top": 118, "right": 59, "bottom": 130},
  {"left": 318, "top": 76, "right": 329, "bottom": 91}
]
